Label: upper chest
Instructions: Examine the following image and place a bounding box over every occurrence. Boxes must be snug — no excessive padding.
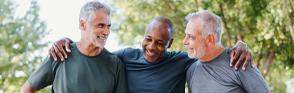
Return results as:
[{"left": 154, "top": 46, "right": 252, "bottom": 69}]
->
[{"left": 52, "top": 56, "right": 117, "bottom": 93}]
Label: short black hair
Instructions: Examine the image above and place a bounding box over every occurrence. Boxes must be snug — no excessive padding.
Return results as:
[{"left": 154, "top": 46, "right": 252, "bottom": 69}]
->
[{"left": 152, "top": 16, "right": 174, "bottom": 37}]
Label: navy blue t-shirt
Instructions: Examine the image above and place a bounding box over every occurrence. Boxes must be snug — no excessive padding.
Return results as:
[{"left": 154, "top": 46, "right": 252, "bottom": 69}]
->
[{"left": 114, "top": 48, "right": 196, "bottom": 93}]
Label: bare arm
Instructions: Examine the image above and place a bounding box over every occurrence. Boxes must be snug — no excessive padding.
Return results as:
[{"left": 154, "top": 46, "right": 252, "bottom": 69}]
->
[
  {"left": 50, "top": 38, "right": 254, "bottom": 71},
  {"left": 20, "top": 82, "right": 36, "bottom": 93}
]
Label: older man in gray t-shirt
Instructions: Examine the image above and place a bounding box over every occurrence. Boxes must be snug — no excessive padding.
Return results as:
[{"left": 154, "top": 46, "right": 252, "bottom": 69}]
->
[
  {"left": 183, "top": 10, "right": 271, "bottom": 93},
  {"left": 187, "top": 49, "right": 269, "bottom": 93}
]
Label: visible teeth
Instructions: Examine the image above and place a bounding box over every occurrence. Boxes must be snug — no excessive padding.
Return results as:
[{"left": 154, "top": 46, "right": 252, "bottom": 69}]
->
[
  {"left": 147, "top": 50, "right": 154, "bottom": 56},
  {"left": 97, "top": 36, "right": 107, "bottom": 40}
]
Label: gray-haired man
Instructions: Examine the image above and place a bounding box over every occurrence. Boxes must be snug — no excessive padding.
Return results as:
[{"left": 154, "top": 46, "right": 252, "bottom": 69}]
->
[
  {"left": 20, "top": 1, "right": 128, "bottom": 93},
  {"left": 183, "top": 10, "right": 270, "bottom": 93}
]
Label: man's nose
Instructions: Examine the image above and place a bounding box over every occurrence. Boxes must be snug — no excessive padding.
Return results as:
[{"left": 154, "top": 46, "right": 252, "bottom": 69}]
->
[
  {"left": 183, "top": 36, "right": 188, "bottom": 45},
  {"left": 147, "top": 42, "right": 156, "bottom": 50},
  {"left": 102, "top": 28, "right": 110, "bottom": 36}
]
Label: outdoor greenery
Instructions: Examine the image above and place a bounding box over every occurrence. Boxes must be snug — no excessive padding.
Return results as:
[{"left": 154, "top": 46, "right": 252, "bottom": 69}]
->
[
  {"left": 112, "top": 0, "right": 294, "bottom": 93},
  {"left": 0, "top": 0, "right": 48, "bottom": 92},
  {"left": 0, "top": 0, "right": 293, "bottom": 93}
]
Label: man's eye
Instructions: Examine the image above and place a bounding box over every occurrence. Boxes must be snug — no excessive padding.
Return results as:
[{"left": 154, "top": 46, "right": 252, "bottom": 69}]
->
[
  {"left": 107, "top": 25, "right": 111, "bottom": 29},
  {"left": 97, "top": 24, "right": 104, "bottom": 28},
  {"left": 188, "top": 35, "right": 191, "bottom": 38},
  {"left": 145, "top": 38, "right": 151, "bottom": 41},
  {"left": 157, "top": 43, "right": 164, "bottom": 46}
]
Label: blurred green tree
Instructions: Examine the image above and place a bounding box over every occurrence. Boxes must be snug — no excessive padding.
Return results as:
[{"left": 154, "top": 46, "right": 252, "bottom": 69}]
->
[
  {"left": 0, "top": 0, "right": 48, "bottom": 92},
  {"left": 112, "top": 0, "right": 294, "bottom": 92}
]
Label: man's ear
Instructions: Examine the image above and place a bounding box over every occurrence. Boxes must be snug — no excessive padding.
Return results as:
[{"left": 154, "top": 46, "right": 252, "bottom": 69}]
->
[
  {"left": 79, "top": 19, "right": 86, "bottom": 31},
  {"left": 206, "top": 34, "right": 215, "bottom": 46},
  {"left": 167, "top": 38, "right": 173, "bottom": 48}
]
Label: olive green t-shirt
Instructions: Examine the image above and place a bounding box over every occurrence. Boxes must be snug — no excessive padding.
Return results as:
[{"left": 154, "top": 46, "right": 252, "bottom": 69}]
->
[{"left": 28, "top": 43, "right": 128, "bottom": 93}]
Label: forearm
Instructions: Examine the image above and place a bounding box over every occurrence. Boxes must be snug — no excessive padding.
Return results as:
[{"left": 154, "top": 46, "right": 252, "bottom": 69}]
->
[
  {"left": 20, "top": 82, "right": 36, "bottom": 93},
  {"left": 266, "top": 91, "right": 272, "bottom": 93}
]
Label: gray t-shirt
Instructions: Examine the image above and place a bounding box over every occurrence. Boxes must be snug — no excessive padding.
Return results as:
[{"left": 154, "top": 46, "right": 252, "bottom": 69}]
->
[
  {"left": 28, "top": 43, "right": 128, "bottom": 93},
  {"left": 187, "top": 49, "right": 270, "bottom": 93}
]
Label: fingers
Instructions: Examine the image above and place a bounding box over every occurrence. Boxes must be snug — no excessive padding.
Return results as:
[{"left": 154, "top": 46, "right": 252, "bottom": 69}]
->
[
  {"left": 234, "top": 51, "right": 246, "bottom": 70},
  {"left": 230, "top": 48, "right": 236, "bottom": 67},
  {"left": 241, "top": 52, "right": 250, "bottom": 70},
  {"left": 232, "top": 49, "right": 243, "bottom": 64},
  {"left": 247, "top": 52, "right": 254, "bottom": 68},
  {"left": 242, "top": 60, "right": 248, "bottom": 70},
  {"left": 65, "top": 40, "right": 71, "bottom": 53},
  {"left": 53, "top": 43, "right": 65, "bottom": 61},
  {"left": 231, "top": 47, "right": 244, "bottom": 67},
  {"left": 56, "top": 43, "right": 68, "bottom": 59},
  {"left": 49, "top": 47, "right": 57, "bottom": 61}
]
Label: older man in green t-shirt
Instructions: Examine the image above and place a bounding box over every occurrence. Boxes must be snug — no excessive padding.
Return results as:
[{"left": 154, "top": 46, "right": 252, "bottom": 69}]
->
[{"left": 20, "top": 1, "right": 128, "bottom": 93}]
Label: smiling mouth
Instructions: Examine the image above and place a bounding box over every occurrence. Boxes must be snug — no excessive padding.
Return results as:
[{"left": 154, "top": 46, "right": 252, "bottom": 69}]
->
[
  {"left": 97, "top": 35, "right": 107, "bottom": 41},
  {"left": 145, "top": 49, "right": 156, "bottom": 57},
  {"left": 186, "top": 48, "right": 193, "bottom": 52}
]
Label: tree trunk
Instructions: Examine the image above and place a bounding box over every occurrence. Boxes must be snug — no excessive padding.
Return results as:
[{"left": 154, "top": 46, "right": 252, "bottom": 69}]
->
[
  {"left": 219, "top": 3, "right": 233, "bottom": 47},
  {"left": 262, "top": 51, "right": 275, "bottom": 76}
]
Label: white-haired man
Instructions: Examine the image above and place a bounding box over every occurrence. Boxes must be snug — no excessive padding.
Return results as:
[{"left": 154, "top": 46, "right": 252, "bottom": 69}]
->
[
  {"left": 183, "top": 10, "right": 271, "bottom": 93},
  {"left": 20, "top": 1, "right": 128, "bottom": 93}
]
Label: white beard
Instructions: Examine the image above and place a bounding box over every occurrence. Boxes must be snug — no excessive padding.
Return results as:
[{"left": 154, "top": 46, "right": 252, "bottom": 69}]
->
[{"left": 187, "top": 44, "right": 206, "bottom": 59}]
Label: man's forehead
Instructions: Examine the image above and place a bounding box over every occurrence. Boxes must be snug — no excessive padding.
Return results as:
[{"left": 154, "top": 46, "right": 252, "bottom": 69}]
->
[
  {"left": 146, "top": 21, "right": 171, "bottom": 33},
  {"left": 145, "top": 24, "right": 171, "bottom": 40},
  {"left": 91, "top": 16, "right": 111, "bottom": 25},
  {"left": 186, "top": 20, "right": 202, "bottom": 35}
]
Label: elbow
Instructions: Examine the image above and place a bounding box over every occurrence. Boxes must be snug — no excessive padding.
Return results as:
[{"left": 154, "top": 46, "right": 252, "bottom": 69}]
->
[
  {"left": 20, "top": 82, "right": 36, "bottom": 93},
  {"left": 266, "top": 90, "right": 272, "bottom": 93}
]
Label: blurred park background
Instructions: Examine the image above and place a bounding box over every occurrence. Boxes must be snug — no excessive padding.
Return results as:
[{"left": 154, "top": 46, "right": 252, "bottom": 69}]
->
[{"left": 0, "top": 0, "right": 293, "bottom": 93}]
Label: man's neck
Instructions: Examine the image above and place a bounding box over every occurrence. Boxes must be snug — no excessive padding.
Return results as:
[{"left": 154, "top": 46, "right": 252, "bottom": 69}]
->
[
  {"left": 200, "top": 45, "right": 225, "bottom": 62},
  {"left": 76, "top": 41, "right": 102, "bottom": 56}
]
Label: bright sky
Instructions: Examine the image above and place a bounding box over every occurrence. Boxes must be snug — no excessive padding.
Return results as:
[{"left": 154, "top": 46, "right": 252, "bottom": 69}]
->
[{"left": 15, "top": 0, "right": 123, "bottom": 53}]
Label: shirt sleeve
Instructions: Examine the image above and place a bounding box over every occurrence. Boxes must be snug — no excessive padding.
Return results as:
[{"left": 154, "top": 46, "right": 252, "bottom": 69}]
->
[
  {"left": 27, "top": 57, "right": 56, "bottom": 90},
  {"left": 114, "top": 59, "right": 129, "bottom": 93},
  {"left": 113, "top": 49, "right": 125, "bottom": 60},
  {"left": 237, "top": 66, "right": 270, "bottom": 93}
]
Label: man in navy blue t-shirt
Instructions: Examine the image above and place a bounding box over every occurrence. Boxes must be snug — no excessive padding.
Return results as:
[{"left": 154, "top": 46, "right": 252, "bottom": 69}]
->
[{"left": 48, "top": 16, "right": 253, "bottom": 93}]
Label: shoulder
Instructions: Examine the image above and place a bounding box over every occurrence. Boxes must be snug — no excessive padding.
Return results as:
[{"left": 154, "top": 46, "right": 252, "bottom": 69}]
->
[
  {"left": 103, "top": 48, "right": 124, "bottom": 66},
  {"left": 40, "top": 56, "right": 62, "bottom": 71},
  {"left": 122, "top": 48, "right": 141, "bottom": 54},
  {"left": 113, "top": 48, "right": 143, "bottom": 58},
  {"left": 167, "top": 51, "right": 197, "bottom": 62},
  {"left": 167, "top": 51, "right": 188, "bottom": 58},
  {"left": 235, "top": 66, "right": 262, "bottom": 76}
]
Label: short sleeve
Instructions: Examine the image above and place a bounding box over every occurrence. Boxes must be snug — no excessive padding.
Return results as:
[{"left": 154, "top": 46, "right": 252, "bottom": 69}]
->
[
  {"left": 27, "top": 57, "right": 56, "bottom": 90},
  {"left": 237, "top": 66, "right": 270, "bottom": 93}
]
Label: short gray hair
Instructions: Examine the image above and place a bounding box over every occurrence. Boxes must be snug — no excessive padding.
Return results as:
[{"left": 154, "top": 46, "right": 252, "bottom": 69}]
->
[
  {"left": 185, "top": 10, "right": 222, "bottom": 44},
  {"left": 79, "top": 1, "right": 110, "bottom": 23}
]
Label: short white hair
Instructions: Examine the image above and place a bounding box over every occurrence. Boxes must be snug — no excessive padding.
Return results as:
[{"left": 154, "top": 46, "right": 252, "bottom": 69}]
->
[
  {"left": 185, "top": 10, "right": 222, "bottom": 44},
  {"left": 79, "top": 1, "right": 110, "bottom": 23}
]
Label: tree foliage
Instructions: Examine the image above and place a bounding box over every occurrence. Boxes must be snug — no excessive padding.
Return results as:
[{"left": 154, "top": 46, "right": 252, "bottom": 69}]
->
[
  {"left": 0, "top": 0, "right": 48, "bottom": 92},
  {"left": 112, "top": 0, "right": 294, "bottom": 92}
]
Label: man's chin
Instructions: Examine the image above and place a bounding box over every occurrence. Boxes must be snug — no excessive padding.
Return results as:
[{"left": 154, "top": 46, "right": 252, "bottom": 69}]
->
[
  {"left": 94, "top": 44, "right": 104, "bottom": 49},
  {"left": 144, "top": 55, "right": 158, "bottom": 63},
  {"left": 146, "top": 59, "right": 159, "bottom": 64},
  {"left": 94, "top": 42, "right": 105, "bottom": 47},
  {"left": 188, "top": 53, "right": 198, "bottom": 59}
]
